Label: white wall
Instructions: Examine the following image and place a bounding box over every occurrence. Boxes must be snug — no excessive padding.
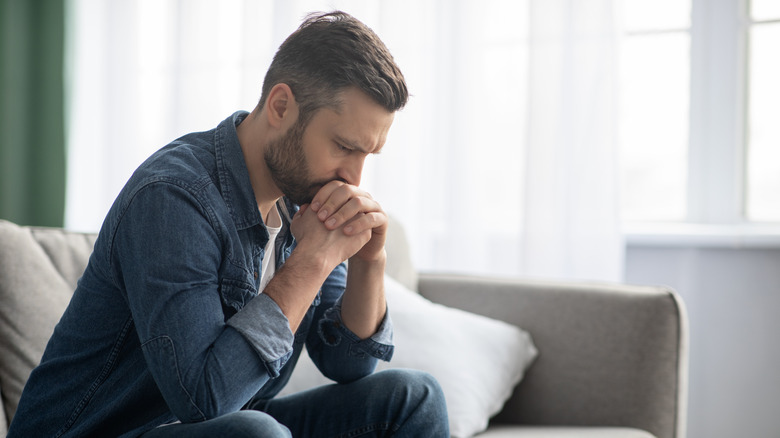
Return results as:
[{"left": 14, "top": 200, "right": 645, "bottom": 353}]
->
[{"left": 625, "top": 244, "right": 780, "bottom": 438}]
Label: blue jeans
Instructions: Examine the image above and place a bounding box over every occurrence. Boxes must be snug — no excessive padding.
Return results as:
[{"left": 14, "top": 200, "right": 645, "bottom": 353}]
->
[{"left": 140, "top": 369, "right": 449, "bottom": 438}]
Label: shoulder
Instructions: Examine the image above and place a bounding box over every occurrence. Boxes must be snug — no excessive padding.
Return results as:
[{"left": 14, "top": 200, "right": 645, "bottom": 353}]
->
[
  {"left": 137, "top": 131, "right": 219, "bottom": 188},
  {"left": 101, "top": 131, "right": 231, "bottom": 247}
]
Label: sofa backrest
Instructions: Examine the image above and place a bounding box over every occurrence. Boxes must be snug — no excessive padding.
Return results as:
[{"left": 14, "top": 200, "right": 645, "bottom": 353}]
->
[{"left": 0, "top": 220, "right": 97, "bottom": 434}]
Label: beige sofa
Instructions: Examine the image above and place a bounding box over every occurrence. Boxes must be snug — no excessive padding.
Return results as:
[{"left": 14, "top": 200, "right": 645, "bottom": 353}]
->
[{"left": 0, "top": 218, "right": 688, "bottom": 437}]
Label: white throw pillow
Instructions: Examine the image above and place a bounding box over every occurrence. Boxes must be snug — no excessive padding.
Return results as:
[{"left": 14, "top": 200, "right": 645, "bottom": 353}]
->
[{"left": 281, "top": 275, "right": 538, "bottom": 438}]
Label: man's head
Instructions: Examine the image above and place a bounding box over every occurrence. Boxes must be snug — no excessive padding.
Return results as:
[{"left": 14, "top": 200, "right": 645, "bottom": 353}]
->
[
  {"left": 258, "top": 11, "right": 408, "bottom": 127},
  {"left": 255, "top": 11, "right": 406, "bottom": 206},
  {"left": 263, "top": 86, "right": 394, "bottom": 206}
]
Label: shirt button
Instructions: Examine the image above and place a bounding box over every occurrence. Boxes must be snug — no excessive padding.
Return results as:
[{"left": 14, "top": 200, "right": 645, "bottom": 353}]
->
[{"left": 253, "top": 271, "right": 259, "bottom": 279}]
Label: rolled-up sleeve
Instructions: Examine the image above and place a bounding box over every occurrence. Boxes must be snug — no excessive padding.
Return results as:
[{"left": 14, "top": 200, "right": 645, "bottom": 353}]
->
[
  {"left": 226, "top": 293, "right": 294, "bottom": 377},
  {"left": 305, "top": 263, "right": 395, "bottom": 383},
  {"left": 317, "top": 297, "right": 394, "bottom": 360}
]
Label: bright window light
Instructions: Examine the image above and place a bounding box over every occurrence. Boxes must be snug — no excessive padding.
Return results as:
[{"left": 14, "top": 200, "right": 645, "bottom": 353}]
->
[
  {"left": 751, "top": 0, "right": 780, "bottom": 21},
  {"left": 746, "top": 23, "right": 780, "bottom": 221},
  {"left": 623, "top": 0, "right": 690, "bottom": 31},
  {"left": 619, "top": 32, "right": 690, "bottom": 221}
]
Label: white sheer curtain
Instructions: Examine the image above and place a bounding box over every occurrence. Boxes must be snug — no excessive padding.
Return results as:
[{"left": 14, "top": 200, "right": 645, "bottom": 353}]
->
[{"left": 65, "top": 0, "right": 624, "bottom": 282}]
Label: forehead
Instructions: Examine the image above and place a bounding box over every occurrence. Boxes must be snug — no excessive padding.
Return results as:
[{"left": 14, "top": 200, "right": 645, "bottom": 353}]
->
[{"left": 306, "top": 88, "right": 395, "bottom": 153}]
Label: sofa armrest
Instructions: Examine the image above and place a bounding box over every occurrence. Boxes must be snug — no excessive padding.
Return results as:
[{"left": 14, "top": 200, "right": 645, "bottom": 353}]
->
[{"left": 417, "top": 273, "right": 688, "bottom": 438}]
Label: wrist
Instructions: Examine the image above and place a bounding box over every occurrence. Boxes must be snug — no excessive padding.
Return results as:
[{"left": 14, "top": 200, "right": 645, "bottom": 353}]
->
[
  {"left": 285, "top": 246, "right": 335, "bottom": 280},
  {"left": 349, "top": 247, "right": 387, "bottom": 269}
]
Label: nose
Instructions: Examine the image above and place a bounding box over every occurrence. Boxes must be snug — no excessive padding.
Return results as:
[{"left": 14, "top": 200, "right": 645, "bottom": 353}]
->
[{"left": 339, "top": 154, "right": 366, "bottom": 186}]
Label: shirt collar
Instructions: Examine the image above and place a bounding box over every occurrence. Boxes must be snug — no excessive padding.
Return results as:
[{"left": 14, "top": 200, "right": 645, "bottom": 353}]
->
[{"left": 214, "top": 111, "right": 263, "bottom": 230}]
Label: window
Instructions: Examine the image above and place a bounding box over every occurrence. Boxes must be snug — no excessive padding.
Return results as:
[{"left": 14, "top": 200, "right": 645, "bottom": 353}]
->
[
  {"left": 747, "top": 0, "right": 780, "bottom": 221},
  {"left": 619, "top": 0, "right": 780, "bottom": 227},
  {"left": 619, "top": 0, "right": 691, "bottom": 222}
]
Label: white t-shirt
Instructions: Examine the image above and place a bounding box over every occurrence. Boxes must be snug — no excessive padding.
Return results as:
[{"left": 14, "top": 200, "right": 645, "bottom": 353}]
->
[{"left": 258, "top": 204, "right": 282, "bottom": 293}]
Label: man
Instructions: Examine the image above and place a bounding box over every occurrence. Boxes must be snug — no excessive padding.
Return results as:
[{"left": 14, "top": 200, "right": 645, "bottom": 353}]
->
[{"left": 9, "top": 11, "right": 449, "bottom": 438}]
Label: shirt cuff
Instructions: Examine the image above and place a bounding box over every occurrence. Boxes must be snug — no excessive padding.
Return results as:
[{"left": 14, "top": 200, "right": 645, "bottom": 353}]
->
[
  {"left": 318, "top": 296, "right": 395, "bottom": 361},
  {"left": 226, "top": 293, "right": 294, "bottom": 377}
]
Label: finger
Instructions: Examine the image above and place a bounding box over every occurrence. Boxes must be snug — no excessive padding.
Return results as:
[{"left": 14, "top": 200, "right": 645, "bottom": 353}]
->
[
  {"left": 310, "top": 181, "right": 347, "bottom": 213},
  {"left": 343, "top": 211, "right": 387, "bottom": 236},
  {"left": 314, "top": 184, "right": 371, "bottom": 224},
  {"left": 325, "top": 193, "right": 383, "bottom": 231},
  {"left": 317, "top": 188, "right": 354, "bottom": 223},
  {"left": 294, "top": 204, "right": 309, "bottom": 218}
]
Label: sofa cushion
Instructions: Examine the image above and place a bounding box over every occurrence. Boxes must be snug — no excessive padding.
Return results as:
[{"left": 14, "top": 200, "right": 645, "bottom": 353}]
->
[
  {"left": 0, "top": 220, "right": 95, "bottom": 424},
  {"left": 282, "top": 275, "right": 538, "bottom": 438}
]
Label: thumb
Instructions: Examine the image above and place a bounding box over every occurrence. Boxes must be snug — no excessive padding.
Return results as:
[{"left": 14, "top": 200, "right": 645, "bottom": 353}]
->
[{"left": 294, "top": 204, "right": 309, "bottom": 219}]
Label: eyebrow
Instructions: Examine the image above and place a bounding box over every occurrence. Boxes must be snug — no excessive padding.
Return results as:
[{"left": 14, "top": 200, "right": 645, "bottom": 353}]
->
[{"left": 335, "top": 135, "right": 383, "bottom": 154}]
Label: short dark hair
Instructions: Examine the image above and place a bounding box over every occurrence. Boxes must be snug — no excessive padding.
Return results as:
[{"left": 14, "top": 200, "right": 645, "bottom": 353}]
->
[{"left": 258, "top": 11, "right": 408, "bottom": 125}]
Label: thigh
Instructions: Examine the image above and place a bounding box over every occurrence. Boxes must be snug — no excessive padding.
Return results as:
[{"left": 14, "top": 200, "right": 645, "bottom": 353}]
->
[
  {"left": 258, "top": 369, "right": 448, "bottom": 438},
  {"left": 140, "top": 410, "right": 291, "bottom": 438}
]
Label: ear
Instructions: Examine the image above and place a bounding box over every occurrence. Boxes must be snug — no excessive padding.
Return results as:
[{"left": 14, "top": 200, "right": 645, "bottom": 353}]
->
[{"left": 265, "top": 83, "right": 298, "bottom": 129}]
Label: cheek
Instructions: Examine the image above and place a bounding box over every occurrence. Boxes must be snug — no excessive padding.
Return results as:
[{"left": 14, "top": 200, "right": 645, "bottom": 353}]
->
[{"left": 307, "top": 147, "right": 339, "bottom": 173}]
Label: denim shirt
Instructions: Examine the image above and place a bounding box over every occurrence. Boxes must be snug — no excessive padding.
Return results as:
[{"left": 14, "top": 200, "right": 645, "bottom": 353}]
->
[{"left": 8, "top": 112, "right": 394, "bottom": 438}]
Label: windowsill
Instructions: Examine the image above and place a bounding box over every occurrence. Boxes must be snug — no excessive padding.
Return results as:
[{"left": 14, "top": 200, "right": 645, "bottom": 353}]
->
[{"left": 624, "top": 222, "right": 780, "bottom": 248}]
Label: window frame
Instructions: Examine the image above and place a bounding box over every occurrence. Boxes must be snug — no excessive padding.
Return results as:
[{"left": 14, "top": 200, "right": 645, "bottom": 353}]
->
[{"left": 624, "top": 0, "right": 780, "bottom": 247}]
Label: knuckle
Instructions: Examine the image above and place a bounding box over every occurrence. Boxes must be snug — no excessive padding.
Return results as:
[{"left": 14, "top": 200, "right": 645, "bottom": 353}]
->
[{"left": 351, "top": 197, "right": 367, "bottom": 210}]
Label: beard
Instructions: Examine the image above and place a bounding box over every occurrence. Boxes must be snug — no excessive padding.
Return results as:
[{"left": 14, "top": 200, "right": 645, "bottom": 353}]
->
[{"left": 263, "top": 119, "right": 327, "bottom": 206}]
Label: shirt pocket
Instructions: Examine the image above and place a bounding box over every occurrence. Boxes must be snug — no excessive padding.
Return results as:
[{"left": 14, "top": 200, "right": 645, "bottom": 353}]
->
[{"left": 218, "top": 277, "right": 256, "bottom": 319}]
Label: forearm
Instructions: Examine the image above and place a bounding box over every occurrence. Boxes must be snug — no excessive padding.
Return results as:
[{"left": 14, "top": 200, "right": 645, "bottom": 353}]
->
[
  {"left": 341, "top": 250, "right": 388, "bottom": 339},
  {"left": 262, "top": 249, "right": 333, "bottom": 333},
  {"left": 306, "top": 260, "right": 394, "bottom": 383}
]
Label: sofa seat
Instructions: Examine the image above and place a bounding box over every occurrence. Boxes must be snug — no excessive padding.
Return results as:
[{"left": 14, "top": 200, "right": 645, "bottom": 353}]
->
[{"left": 477, "top": 426, "right": 655, "bottom": 437}]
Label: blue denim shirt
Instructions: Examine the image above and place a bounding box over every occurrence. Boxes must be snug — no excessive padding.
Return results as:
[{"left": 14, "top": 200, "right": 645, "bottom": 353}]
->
[{"left": 8, "top": 112, "right": 394, "bottom": 438}]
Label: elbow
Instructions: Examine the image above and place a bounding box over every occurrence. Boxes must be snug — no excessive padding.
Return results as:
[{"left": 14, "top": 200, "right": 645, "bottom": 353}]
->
[
  {"left": 314, "top": 352, "right": 378, "bottom": 384},
  {"left": 144, "top": 336, "right": 272, "bottom": 423},
  {"left": 161, "top": 372, "right": 257, "bottom": 424}
]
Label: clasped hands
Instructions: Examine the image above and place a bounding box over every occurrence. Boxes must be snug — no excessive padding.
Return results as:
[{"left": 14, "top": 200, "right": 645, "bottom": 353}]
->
[{"left": 290, "top": 181, "right": 387, "bottom": 271}]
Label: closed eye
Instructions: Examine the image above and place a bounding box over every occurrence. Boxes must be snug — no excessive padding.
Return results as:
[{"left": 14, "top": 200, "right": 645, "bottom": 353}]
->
[{"left": 335, "top": 142, "right": 352, "bottom": 153}]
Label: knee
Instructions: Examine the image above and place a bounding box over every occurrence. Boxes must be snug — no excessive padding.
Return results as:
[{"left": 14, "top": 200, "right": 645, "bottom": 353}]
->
[
  {"left": 375, "top": 369, "right": 449, "bottom": 434},
  {"left": 223, "top": 410, "right": 291, "bottom": 438},
  {"left": 378, "top": 369, "right": 447, "bottom": 411},
  {"left": 379, "top": 368, "right": 441, "bottom": 390},
  {"left": 411, "top": 370, "right": 446, "bottom": 410}
]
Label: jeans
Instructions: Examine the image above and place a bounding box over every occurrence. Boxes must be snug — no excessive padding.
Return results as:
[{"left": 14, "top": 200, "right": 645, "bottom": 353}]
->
[{"left": 140, "top": 369, "right": 449, "bottom": 438}]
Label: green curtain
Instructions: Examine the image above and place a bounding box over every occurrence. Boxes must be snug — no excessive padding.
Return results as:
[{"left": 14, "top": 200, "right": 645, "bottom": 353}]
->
[{"left": 0, "top": 0, "right": 66, "bottom": 227}]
